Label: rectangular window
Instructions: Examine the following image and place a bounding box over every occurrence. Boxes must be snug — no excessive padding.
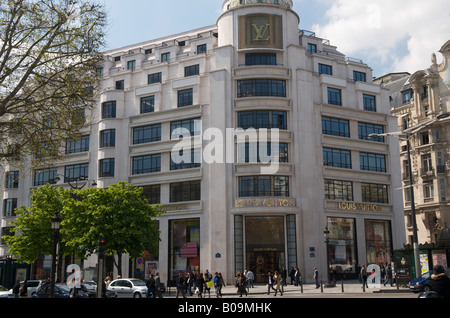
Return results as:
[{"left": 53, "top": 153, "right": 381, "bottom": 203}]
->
[
  {"left": 245, "top": 53, "right": 276, "bottom": 66},
  {"left": 65, "top": 135, "right": 90, "bottom": 154},
  {"left": 3, "top": 198, "right": 17, "bottom": 217},
  {"left": 184, "top": 64, "right": 199, "bottom": 77},
  {"left": 358, "top": 122, "right": 384, "bottom": 142},
  {"left": 100, "top": 129, "right": 116, "bottom": 148},
  {"left": 6, "top": 171, "right": 19, "bottom": 189},
  {"left": 365, "top": 220, "right": 392, "bottom": 265},
  {"left": 170, "top": 181, "right": 201, "bottom": 202},
  {"left": 324, "top": 179, "right": 353, "bottom": 201},
  {"left": 363, "top": 94, "right": 376, "bottom": 112},
  {"left": 327, "top": 87, "right": 342, "bottom": 105},
  {"left": 178, "top": 88, "right": 193, "bottom": 107},
  {"left": 238, "top": 175, "right": 289, "bottom": 197},
  {"left": 239, "top": 142, "right": 289, "bottom": 163},
  {"left": 161, "top": 52, "right": 170, "bottom": 62},
  {"left": 148, "top": 72, "right": 162, "bottom": 84},
  {"left": 99, "top": 158, "right": 115, "bottom": 177},
  {"left": 132, "top": 154, "right": 161, "bottom": 175},
  {"left": 402, "top": 90, "right": 412, "bottom": 104},
  {"left": 360, "top": 152, "right": 386, "bottom": 172},
  {"left": 64, "top": 163, "right": 89, "bottom": 183},
  {"left": 133, "top": 124, "right": 161, "bottom": 144},
  {"left": 327, "top": 217, "right": 357, "bottom": 275},
  {"left": 197, "top": 44, "right": 207, "bottom": 54},
  {"left": 422, "top": 154, "right": 433, "bottom": 173},
  {"left": 140, "top": 96, "right": 155, "bottom": 114},
  {"left": 323, "top": 148, "right": 352, "bottom": 169},
  {"left": 171, "top": 118, "right": 201, "bottom": 139},
  {"left": 424, "top": 181, "right": 434, "bottom": 198},
  {"left": 115, "top": 80, "right": 124, "bottom": 90},
  {"left": 141, "top": 185, "right": 161, "bottom": 204},
  {"left": 170, "top": 148, "right": 201, "bottom": 170},
  {"left": 127, "top": 60, "right": 136, "bottom": 70},
  {"left": 353, "top": 71, "right": 366, "bottom": 82},
  {"left": 237, "top": 79, "right": 286, "bottom": 98},
  {"left": 34, "top": 168, "right": 57, "bottom": 187},
  {"left": 361, "top": 183, "right": 389, "bottom": 204},
  {"left": 102, "top": 101, "right": 116, "bottom": 119},
  {"left": 237, "top": 110, "right": 287, "bottom": 130},
  {"left": 319, "top": 63, "right": 332, "bottom": 75},
  {"left": 322, "top": 117, "right": 349, "bottom": 137},
  {"left": 307, "top": 43, "right": 317, "bottom": 54}
]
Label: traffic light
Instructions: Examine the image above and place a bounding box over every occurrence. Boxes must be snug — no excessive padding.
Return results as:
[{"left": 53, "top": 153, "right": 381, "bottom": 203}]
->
[{"left": 98, "top": 237, "right": 105, "bottom": 258}]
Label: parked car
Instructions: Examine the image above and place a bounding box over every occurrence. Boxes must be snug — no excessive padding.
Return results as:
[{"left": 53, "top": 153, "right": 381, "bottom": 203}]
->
[
  {"left": 31, "top": 283, "right": 89, "bottom": 298},
  {"left": 409, "top": 268, "right": 450, "bottom": 292},
  {"left": 0, "top": 285, "right": 13, "bottom": 298},
  {"left": 80, "top": 283, "right": 97, "bottom": 298},
  {"left": 107, "top": 278, "right": 148, "bottom": 298}
]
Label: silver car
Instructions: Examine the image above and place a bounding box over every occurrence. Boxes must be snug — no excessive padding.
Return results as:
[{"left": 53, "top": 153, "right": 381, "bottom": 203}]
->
[{"left": 107, "top": 278, "right": 148, "bottom": 298}]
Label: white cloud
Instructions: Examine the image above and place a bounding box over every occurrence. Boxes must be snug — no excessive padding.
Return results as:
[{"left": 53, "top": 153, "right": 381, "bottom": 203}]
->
[{"left": 310, "top": 0, "right": 450, "bottom": 75}]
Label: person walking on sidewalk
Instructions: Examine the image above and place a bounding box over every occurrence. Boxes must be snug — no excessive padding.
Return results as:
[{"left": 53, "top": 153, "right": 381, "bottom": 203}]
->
[
  {"left": 267, "top": 271, "right": 275, "bottom": 295},
  {"left": 273, "top": 271, "right": 283, "bottom": 296},
  {"left": 247, "top": 269, "right": 254, "bottom": 288},
  {"left": 313, "top": 267, "right": 320, "bottom": 289},
  {"left": 384, "top": 264, "right": 393, "bottom": 287},
  {"left": 361, "top": 265, "right": 368, "bottom": 288},
  {"left": 237, "top": 272, "right": 248, "bottom": 297},
  {"left": 176, "top": 272, "right": 187, "bottom": 298}
]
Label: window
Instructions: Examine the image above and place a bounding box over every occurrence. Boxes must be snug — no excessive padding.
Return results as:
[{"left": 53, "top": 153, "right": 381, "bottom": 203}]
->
[
  {"left": 115, "top": 80, "right": 124, "bottom": 90},
  {"left": 127, "top": 60, "right": 136, "bottom": 70},
  {"left": 238, "top": 142, "right": 289, "bottom": 163},
  {"left": 324, "top": 179, "right": 353, "bottom": 201},
  {"left": 360, "top": 152, "right": 386, "bottom": 172},
  {"left": 237, "top": 110, "right": 287, "bottom": 130},
  {"left": 363, "top": 94, "right": 376, "bottom": 112},
  {"left": 64, "top": 163, "right": 89, "bottom": 183},
  {"left": 197, "top": 44, "right": 207, "bottom": 54},
  {"left": 171, "top": 118, "right": 202, "bottom": 138},
  {"left": 184, "top": 64, "right": 199, "bottom": 77},
  {"left": 65, "top": 135, "right": 90, "bottom": 154},
  {"left": 170, "top": 148, "right": 201, "bottom": 170},
  {"left": 322, "top": 117, "right": 349, "bottom": 137},
  {"left": 353, "top": 71, "right": 366, "bottom": 82},
  {"left": 307, "top": 43, "right": 317, "bottom": 54},
  {"left": 132, "top": 154, "right": 161, "bottom": 175},
  {"left": 3, "top": 198, "right": 17, "bottom": 217},
  {"left": 140, "top": 96, "right": 155, "bottom": 114},
  {"left": 148, "top": 72, "right": 162, "bottom": 84},
  {"left": 245, "top": 53, "right": 276, "bottom": 66},
  {"left": 100, "top": 129, "right": 116, "bottom": 148},
  {"left": 323, "top": 148, "right": 352, "bottom": 169},
  {"left": 422, "top": 154, "right": 433, "bottom": 173},
  {"left": 327, "top": 87, "right": 342, "bottom": 105},
  {"left": 170, "top": 180, "right": 201, "bottom": 202},
  {"left": 178, "top": 88, "right": 193, "bottom": 107},
  {"left": 238, "top": 175, "right": 290, "bottom": 197},
  {"left": 99, "top": 158, "right": 115, "bottom": 177},
  {"left": 424, "top": 181, "right": 434, "bottom": 198},
  {"left": 319, "top": 64, "right": 332, "bottom": 75},
  {"left": 361, "top": 183, "right": 389, "bottom": 204},
  {"left": 141, "top": 185, "right": 161, "bottom": 204},
  {"left": 237, "top": 79, "right": 286, "bottom": 98},
  {"left": 6, "top": 171, "right": 19, "bottom": 189},
  {"left": 365, "top": 220, "right": 392, "bottom": 265},
  {"left": 358, "top": 122, "right": 384, "bottom": 142},
  {"left": 34, "top": 169, "right": 57, "bottom": 187},
  {"left": 133, "top": 124, "right": 161, "bottom": 145},
  {"left": 402, "top": 90, "right": 412, "bottom": 104},
  {"left": 420, "top": 132, "right": 429, "bottom": 145},
  {"left": 161, "top": 52, "right": 170, "bottom": 62},
  {"left": 102, "top": 101, "right": 116, "bottom": 119}
]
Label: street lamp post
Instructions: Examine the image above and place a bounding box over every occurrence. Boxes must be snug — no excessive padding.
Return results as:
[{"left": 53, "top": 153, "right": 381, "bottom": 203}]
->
[
  {"left": 369, "top": 111, "right": 449, "bottom": 279},
  {"left": 49, "top": 211, "right": 61, "bottom": 298},
  {"left": 323, "top": 225, "right": 335, "bottom": 287}
]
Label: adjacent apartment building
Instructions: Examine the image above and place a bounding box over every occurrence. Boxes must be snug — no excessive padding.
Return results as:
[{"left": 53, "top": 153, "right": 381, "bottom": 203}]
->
[
  {"left": 1, "top": 0, "right": 406, "bottom": 284},
  {"left": 375, "top": 40, "right": 450, "bottom": 246}
]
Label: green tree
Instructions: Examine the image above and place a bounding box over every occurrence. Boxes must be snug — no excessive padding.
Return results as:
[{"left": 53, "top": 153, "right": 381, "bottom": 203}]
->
[{"left": 0, "top": 0, "right": 106, "bottom": 168}]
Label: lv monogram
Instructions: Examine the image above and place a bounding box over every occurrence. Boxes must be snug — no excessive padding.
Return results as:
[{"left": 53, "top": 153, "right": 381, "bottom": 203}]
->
[{"left": 252, "top": 24, "right": 270, "bottom": 41}]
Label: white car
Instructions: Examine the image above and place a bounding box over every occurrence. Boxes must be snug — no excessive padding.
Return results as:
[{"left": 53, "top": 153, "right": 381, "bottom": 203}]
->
[
  {"left": 107, "top": 278, "right": 148, "bottom": 298},
  {"left": 0, "top": 285, "right": 13, "bottom": 298}
]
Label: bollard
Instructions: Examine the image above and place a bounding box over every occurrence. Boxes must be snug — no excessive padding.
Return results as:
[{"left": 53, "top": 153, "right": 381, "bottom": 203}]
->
[
  {"left": 363, "top": 283, "right": 365, "bottom": 292},
  {"left": 341, "top": 278, "right": 344, "bottom": 292},
  {"left": 300, "top": 282, "right": 303, "bottom": 293},
  {"left": 320, "top": 281, "right": 323, "bottom": 293}
]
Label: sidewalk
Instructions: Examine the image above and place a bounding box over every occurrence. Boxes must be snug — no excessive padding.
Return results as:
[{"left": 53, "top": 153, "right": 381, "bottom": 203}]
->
[{"left": 166, "top": 280, "right": 411, "bottom": 298}]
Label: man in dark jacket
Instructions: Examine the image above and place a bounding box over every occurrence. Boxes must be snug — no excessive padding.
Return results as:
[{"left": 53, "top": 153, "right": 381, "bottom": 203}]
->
[{"left": 429, "top": 265, "right": 450, "bottom": 298}]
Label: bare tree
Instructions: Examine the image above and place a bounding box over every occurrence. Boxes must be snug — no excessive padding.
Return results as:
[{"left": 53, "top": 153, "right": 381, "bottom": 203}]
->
[{"left": 0, "top": 0, "right": 106, "bottom": 169}]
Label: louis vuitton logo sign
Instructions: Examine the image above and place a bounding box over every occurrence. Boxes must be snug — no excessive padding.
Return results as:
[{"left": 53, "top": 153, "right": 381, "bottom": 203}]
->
[{"left": 252, "top": 24, "right": 270, "bottom": 41}]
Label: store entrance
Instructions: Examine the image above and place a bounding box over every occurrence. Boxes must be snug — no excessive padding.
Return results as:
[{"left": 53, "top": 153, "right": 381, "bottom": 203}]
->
[{"left": 247, "top": 250, "right": 285, "bottom": 283}]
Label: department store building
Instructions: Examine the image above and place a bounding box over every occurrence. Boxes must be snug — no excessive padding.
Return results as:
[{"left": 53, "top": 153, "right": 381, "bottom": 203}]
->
[{"left": 1, "top": 0, "right": 406, "bottom": 284}]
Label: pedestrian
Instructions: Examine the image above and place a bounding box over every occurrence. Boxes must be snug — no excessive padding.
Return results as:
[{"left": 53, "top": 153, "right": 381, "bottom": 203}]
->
[
  {"left": 289, "top": 267, "right": 295, "bottom": 285},
  {"left": 176, "top": 272, "right": 186, "bottom": 298},
  {"left": 294, "top": 267, "right": 302, "bottom": 287},
  {"left": 204, "top": 270, "right": 212, "bottom": 298},
  {"left": 146, "top": 274, "right": 156, "bottom": 298},
  {"left": 155, "top": 272, "right": 163, "bottom": 298},
  {"left": 273, "top": 271, "right": 283, "bottom": 296},
  {"left": 428, "top": 265, "right": 450, "bottom": 298},
  {"left": 196, "top": 273, "right": 205, "bottom": 298},
  {"left": 313, "top": 267, "right": 320, "bottom": 289},
  {"left": 187, "top": 271, "right": 194, "bottom": 296},
  {"left": 247, "top": 269, "right": 254, "bottom": 288},
  {"left": 356, "top": 264, "right": 362, "bottom": 283},
  {"left": 237, "top": 272, "right": 247, "bottom": 297},
  {"left": 267, "top": 271, "right": 275, "bottom": 295},
  {"left": 361, "top": 265, "right": 368, "bottom": 288},
  {"left": 384, "top": 264, "right": 393, "bottom": 286},
  {"left": 218, "top": 273, "right": 225, "bottom": 297},
  {"left": 13, "top": 280, "right": 20, "bottom": 298},
  {"left": 19, "top": 280, "right": 28, "bottom": 298},
  {"left": 281, "top": 267, "right": 287, "bottom": 287},
  {"left": 213, "top": 272, "right": 221, "bottom": 298}
]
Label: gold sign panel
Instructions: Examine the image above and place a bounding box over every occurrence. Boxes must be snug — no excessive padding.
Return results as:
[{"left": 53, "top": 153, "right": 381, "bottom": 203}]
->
[
  {"left": 338, "top": 202, "right": 382, "bottom": 212},
  {"left": 238, "top": 14, "right": 283, "bottom": 49}
]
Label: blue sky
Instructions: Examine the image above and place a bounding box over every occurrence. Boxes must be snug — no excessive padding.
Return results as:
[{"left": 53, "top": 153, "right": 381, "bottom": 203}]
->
[{"left": 103, "top": 0, "right": 450, "bottom": 78}]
